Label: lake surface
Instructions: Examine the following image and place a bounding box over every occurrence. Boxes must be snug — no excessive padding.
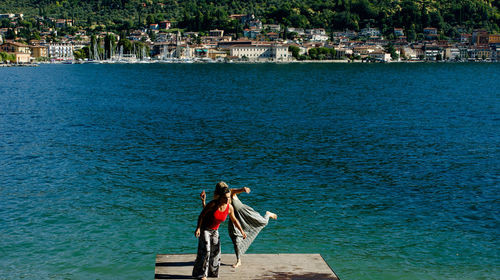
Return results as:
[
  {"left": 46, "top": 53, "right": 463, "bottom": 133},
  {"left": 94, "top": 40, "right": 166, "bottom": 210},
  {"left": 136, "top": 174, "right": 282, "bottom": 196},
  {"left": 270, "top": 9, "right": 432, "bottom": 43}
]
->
[{"left": 0, "top": 63, "right": 499, "bottom": 280}]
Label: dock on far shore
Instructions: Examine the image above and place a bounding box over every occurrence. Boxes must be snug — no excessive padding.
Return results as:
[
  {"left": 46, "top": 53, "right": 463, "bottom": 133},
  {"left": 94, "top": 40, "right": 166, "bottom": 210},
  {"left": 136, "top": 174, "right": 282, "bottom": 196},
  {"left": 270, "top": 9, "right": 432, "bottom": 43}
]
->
[{"left": 155, "top": 253, "right": 340, "bottom": 280}]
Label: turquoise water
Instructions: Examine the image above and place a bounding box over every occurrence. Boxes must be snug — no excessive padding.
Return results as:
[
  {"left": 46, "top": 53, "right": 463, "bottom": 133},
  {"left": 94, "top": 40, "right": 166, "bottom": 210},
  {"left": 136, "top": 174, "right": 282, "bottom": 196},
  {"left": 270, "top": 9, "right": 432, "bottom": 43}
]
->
[{"left": 0, "top": 63, "right": 499, "bottom": 280}]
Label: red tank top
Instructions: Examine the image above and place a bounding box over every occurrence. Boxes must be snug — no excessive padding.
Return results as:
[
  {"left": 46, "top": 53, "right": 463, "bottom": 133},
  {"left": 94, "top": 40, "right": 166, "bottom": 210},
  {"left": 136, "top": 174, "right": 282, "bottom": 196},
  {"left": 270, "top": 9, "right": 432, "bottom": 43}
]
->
[{"left": 207, "top": 203, "right": 230, "bottom": 230}]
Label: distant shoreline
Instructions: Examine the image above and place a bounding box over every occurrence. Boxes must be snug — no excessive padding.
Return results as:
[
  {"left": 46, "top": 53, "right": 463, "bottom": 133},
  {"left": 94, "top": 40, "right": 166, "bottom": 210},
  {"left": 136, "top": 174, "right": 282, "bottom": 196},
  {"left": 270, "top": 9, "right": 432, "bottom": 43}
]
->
[
  {"left": 0, "top": 64, "right": 39, "bottom": 67},
  {"left": 2, "top": 60, "right": 497, "bottom": 67}
]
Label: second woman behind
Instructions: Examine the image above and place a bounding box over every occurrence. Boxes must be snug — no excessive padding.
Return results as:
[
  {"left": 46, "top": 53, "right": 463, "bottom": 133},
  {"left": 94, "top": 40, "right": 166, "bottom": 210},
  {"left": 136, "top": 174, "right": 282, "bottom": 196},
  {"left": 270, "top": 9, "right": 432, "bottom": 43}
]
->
[{"left": 201, "top": 181, "right": 277, "bottom": 268}]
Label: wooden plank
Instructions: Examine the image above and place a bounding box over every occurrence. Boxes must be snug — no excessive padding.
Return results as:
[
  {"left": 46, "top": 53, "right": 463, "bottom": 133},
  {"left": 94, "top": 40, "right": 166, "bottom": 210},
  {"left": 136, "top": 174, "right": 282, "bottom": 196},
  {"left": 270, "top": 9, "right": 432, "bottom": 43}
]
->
[{"left": 155, "top": 254, "right": 339, "bottom": 280}]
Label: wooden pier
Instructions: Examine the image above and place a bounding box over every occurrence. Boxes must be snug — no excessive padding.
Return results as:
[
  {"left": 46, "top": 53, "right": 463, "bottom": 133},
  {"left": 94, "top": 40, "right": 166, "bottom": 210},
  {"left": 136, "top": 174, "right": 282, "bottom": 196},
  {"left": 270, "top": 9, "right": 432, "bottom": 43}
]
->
[{"left": 155, "top": 254, "right": 339, "bottom": 280}]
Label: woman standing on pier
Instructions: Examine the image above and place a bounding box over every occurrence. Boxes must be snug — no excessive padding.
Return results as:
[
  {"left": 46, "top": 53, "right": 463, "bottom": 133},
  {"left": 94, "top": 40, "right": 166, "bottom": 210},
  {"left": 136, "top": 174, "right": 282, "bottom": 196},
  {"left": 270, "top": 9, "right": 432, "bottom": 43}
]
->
[
  {"left": 193, "top": 186, "right": 246, "bottom": 280},
  {"left": 200, "top": 181, "right": 278, "bottom": 268}
]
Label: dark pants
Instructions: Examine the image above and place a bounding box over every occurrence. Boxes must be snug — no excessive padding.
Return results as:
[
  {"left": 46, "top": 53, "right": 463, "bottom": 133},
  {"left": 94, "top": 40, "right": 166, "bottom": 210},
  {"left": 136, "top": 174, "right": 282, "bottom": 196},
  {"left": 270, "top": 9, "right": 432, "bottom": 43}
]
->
[{"left": 192, "top": 229, "right": 220, "bottom": 278}]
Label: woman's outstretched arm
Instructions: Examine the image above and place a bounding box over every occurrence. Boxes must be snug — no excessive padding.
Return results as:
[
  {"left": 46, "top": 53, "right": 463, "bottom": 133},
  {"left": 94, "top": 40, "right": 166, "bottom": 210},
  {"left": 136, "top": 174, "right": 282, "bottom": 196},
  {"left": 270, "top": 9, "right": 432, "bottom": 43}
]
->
[{"left": 230, "top": 187, "right": 251, "bottom": 197}]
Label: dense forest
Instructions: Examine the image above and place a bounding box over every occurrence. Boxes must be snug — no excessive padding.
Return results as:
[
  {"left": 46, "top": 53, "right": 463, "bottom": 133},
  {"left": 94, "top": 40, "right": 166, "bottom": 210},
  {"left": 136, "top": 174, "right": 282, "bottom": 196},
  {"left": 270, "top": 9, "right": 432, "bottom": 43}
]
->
[{"left": 1, "top": 0, "right": 500, "bottom": 38}]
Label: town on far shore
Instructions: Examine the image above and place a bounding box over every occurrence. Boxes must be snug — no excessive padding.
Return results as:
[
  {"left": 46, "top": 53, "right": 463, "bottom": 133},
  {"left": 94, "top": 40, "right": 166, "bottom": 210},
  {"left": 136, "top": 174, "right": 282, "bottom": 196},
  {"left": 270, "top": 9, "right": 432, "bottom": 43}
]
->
[{"left": 1, "top": 12, "right": 499, "bottom": 65}]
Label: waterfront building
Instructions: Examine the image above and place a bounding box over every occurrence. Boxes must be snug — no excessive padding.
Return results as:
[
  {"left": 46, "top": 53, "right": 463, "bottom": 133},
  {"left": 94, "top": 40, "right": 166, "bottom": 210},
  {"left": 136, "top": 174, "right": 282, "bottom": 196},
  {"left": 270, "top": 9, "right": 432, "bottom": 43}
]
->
[
  {"left": 412, "top": 44, "right": 425, "bottom": 59},
  {"left": 0, "top": 41, "right": 31, "bottom": 63},
  {"left": 424, "top": 45, "right": 443, "bottom": 60},
  {"left": 30, "top": 45, "right": 48, "bottom": 58},
  {"left": 468, "top": 46, "right": 491, "bottom": 60},
  {"left": 444, "top": 47, "right": 460, "bottom": 60},
  {"left": 230, "top": 43, "right": 290, "bottom": 61},
  {"left": 333, "top": 47, "right": 349, "bottom": 59},
  {"left": 401, "top": 46, "right": 418, "bottom": 60},
  {"left": 368, "top": 50, "right": 391, "bottom": 62},
  {"left": 48, "top": 42, "right": 74, "bottom": 60},
  {"left": 458, "top": 46, "right": 469, "bottom": 60},
  {"left": 206, "top": 48, "right": 228, "bottom": 60},
  {"left": 352, "top": 46, "right": 378, "bottom": 58},
  {"left": 175, "top": 44, "right": 194, "bottom": 58}
]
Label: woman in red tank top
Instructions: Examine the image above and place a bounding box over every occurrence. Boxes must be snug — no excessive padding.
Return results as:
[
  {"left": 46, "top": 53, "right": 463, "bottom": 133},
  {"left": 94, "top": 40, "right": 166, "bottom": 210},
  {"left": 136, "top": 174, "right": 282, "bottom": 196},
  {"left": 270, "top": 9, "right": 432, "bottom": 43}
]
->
[
  {"left": 192, "top": 186, "right": 246, "bottom": 280},
  {"left": 199, "top": 181, "right": 278, "bottom": 268}
]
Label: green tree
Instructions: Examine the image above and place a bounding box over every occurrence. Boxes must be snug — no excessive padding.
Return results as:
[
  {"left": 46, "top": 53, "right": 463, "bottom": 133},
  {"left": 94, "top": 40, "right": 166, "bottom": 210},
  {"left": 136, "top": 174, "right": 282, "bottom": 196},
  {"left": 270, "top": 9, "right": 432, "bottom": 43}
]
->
[
  {"left": 407, "top": 28, "right": 416, "bottom": 42},
  {"left": 308, "top": 48, "right": 319, "bottom": 59},
  {"left": 1, "top": 18, "right": 12, "bottom": 28},
  {"left": 384, "top": 43, "right": 399, "bottom": 60},
  {"left": 118, "top": 37, "right": 133, "bottom": 53},
  {"left": 0, "top": 51, "right": 16, "bottom": 63},
  {"left": 104, "top": 33, "right": 116, "bottom": 59},
  {"left": 5, "top": 28, "right": 15, "bottom": 40},
  {"left": 288, "top": 45, "right": 300, "bottom": 58}
]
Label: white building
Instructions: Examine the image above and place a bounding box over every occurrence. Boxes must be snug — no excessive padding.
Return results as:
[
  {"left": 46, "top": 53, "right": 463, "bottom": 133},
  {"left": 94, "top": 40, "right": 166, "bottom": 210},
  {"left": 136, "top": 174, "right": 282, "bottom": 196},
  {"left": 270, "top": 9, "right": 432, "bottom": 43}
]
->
[
  {"left": 402, "top": 46, "right": 418, "bottom": 60},
  {"left": 305, "top": 28, "right": 329, "bottom": 42},
  {"left": 360, "top": 27, "right": 381, "bottom": 38},
  {"left": 310, "top": 34, "right": 329, "bottom": 42},
  {"left": 263, "top": 24, "right": 281, "bottom": 32},
  {"left": 369, "top": 50, "right": 391, "bottom": 62},
  {"left": 424, "top": 47, "right": 443, "bottom": 60},
  {"left": 230, "top": 44, "right": 290, "bottom": 61},
  {"left": 288, "top": 28, "right": 305, "bottom": 36},
  {"left": 48, "top": 43, "right": 74, "bottom": 60},
  {"left": 444, "top": 47, "right": 460, "bottom": 60},
  {"left": 306, "top": 28, "right": 326, "bottom": 35}
]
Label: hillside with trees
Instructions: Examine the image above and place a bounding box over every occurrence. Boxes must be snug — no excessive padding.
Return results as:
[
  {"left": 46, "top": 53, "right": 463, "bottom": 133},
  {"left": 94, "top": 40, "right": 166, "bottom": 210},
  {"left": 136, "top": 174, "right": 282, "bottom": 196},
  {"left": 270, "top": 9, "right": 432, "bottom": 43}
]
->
[{"left": 1, "top": 0, "right": 500, "bottom": 38}]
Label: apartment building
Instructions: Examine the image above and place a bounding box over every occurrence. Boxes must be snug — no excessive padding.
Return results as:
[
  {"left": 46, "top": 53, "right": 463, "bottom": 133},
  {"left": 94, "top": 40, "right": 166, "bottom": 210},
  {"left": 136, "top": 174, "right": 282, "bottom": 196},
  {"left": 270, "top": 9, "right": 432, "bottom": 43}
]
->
[{"left": 230, "top": 44, "right": 290, "bottom": 61}]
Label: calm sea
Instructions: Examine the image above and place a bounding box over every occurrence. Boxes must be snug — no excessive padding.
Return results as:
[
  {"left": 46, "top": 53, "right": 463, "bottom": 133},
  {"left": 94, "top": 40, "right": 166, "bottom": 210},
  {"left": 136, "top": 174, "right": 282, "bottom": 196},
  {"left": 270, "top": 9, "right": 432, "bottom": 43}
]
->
[{"left": 0, "top": 63, "right": 499, "bottom": 280}]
